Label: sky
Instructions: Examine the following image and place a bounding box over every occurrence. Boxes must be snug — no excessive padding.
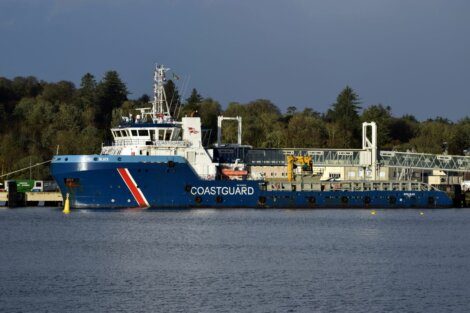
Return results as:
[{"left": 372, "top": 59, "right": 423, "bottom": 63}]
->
[{"left": 0, "top": 0, "right": 469, "bottom": 120}]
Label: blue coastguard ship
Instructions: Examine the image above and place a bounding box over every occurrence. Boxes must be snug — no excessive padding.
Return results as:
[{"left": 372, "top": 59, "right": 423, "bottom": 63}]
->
[{"left": 51, "top": 65, "right": 452, "bottom": 209}]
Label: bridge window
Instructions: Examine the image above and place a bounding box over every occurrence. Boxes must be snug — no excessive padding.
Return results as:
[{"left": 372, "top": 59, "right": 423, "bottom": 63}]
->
[
  {"left": 159, "top": 129, "right": 165, "bottom": 140},
  {"left": 138, "top": 129, "right": 149, "bottom": 136},
  {"left": 114, "top": 131, "right": 121, "bottom": 137},
  {"left": 165, "top": 129, "right": 172, "bottom": 141},
  {"left": 131, "top": 130, "right": 137, "bottom": 136}
]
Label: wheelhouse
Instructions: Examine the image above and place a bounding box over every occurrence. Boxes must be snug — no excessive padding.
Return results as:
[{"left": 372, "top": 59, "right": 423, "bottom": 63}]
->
[{"left": 111, "top": 124, "right": 182, "bottom": 146}]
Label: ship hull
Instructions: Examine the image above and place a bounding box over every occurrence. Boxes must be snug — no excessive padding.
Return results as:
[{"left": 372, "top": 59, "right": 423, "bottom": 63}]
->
[{"left": 51, "top": 155, "right": 453, "bottom": 209}]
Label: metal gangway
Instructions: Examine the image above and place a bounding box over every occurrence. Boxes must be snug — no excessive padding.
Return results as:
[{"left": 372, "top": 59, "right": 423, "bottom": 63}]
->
[
  {"left": 248, "top": 149, "right": 470, "bottom": 171},
  {"left": 244, "top": 122, "right": 470, "bottom": 175},
  {"left": 379, "top": 151, "right": 469, "bottom": 172}
]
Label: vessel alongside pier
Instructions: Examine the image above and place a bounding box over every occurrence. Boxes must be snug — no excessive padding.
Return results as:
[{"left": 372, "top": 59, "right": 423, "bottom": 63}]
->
[{"left": 51, "top": 64, "right": 455, "bottom": 209}]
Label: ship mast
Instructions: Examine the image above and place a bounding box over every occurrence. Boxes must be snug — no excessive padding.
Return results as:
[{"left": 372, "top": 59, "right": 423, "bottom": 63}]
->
[{"left": 152, "top": 64, "right": 171, "bottom": 122}]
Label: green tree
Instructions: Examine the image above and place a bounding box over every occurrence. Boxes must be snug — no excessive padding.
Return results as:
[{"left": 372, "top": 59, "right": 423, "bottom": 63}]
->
[
  {"left": 448, "top": 117, "right": 470, "bottom": 155},
  {"left": 361, "top": 104, "right": 393, "bottom": 148},
  {"left": 11, "top": 76, "right": 42, "bottom": 99},
  {"left": 326, "top": 86, "right": 362, "bottom": 148},
  {"left": 41, "top": 81, "right": 76, "bottom": 104},
  {"left": 286, "top": 106, "right": 297, "bottom": 115},
  {"left": 0, "top": 103, "right": 6, "bottom": 133},
  {"left": 388, "top": 114, "right": 418, "bottom": 147},
  {"left": 137, "top": 94, "right": 150, "bottom": 104},
  {"left": 111, "top": 100, "right": 139, "bottom": 126},
  {"left": 221, "top": 102, "right": 246, "bottom": 144},
  {"left": 0, "top": 78, "right": 15, "bottom": 118},
  {"left": 1, "top": 76, "right": 42, "bottom": 118},
  {"left": 79, "top": 73, "right": 97, "bottom": 103},
  {"left": 410, "top": 120, "right": 454, "bottom": 154},
  {"left": 223, "top": 99, "right": 282, "bottom": 147},
  {"left": 0, "top": 133, "right": 24, "bottom": 174},
  {"left": 78, "top": 126, "right": 103, "bottom": 154},
  {"left": 181, "top": 88, "right": 203, "bottom": 117},
  {"left": 164, "top": 79, "right": 180, "bottom": 118},
  {"left": 284, "top": 113, "right": 327, "bottom": 148},
  {"left": 302, "top": 108, "right": 321, "bottom": 118},
  {"left": 187, "top": 88, "right": 203, "bottom": 109},
  {"left": 198, "top": 98, "right": 222, "bottom": 144},
  {"left": 96, "top": 71, "right": 128, "bottom": 128},
  {"left": 77, "top": 73, "right": 99, "bottom": 126},
  {"left": 14, "top": 98, "right": 58, "bottom": 147}
]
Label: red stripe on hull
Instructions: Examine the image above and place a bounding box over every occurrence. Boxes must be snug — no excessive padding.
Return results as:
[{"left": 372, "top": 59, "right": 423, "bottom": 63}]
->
[{"left": 117, "top": 168, "right": 148, "bottom": 208}]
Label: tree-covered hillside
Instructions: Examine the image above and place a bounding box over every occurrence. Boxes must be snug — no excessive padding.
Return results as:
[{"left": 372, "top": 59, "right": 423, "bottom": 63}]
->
[{"left": 0, "top": 72, "right": 469, "bottom": 179}]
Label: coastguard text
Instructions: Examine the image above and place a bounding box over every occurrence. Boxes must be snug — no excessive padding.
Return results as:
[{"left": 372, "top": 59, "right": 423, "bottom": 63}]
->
[{"left": 190, "top": 186, "right": 255, "bottom": 196}]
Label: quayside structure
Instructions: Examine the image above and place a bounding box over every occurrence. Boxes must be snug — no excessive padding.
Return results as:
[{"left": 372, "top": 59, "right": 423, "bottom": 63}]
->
[{"left": 241, "top": 122, "right": 469, "bottom": 175}]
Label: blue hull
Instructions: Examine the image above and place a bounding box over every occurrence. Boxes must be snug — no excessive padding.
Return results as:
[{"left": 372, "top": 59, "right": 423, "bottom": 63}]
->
[{"left": 51, "top": 155, "right": 453, "bottom": 209}]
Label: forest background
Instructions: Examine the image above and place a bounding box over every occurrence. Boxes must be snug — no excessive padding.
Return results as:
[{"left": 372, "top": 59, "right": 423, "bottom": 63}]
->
[{"left": 0, "top": 71, "right": 469, "bottom": 179}]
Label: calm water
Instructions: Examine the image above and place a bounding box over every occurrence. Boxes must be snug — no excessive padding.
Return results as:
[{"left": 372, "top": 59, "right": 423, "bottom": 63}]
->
[{"left": 1, "top": 208, "right": 470, "bottom": 313}]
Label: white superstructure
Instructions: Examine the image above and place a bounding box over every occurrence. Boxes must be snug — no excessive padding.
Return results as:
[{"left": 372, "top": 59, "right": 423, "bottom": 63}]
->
[{"left": 100, "top": 64, "right": 218, "bottom": 179}]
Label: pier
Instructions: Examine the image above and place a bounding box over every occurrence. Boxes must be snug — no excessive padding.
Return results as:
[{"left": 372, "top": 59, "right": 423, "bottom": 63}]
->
[{"left": 0, "top": 191, "right": 63, "bottom": 208}]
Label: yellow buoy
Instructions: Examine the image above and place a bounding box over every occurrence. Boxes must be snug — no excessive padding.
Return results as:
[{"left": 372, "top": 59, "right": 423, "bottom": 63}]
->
[
  {"left": 371, "top": 210, "right": 376, "bottom": 215},
  {"left": 63, "top": 193, "right": 70, "bottom": 214}
]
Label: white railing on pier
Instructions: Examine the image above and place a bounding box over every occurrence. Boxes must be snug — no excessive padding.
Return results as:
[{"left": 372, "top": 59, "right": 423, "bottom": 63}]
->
[
  {"left": 379, "top": 151, "right": 470, "bottom": 172},
  {"left": 244, "top": 148, "right": 469, "bottom": 172}
]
